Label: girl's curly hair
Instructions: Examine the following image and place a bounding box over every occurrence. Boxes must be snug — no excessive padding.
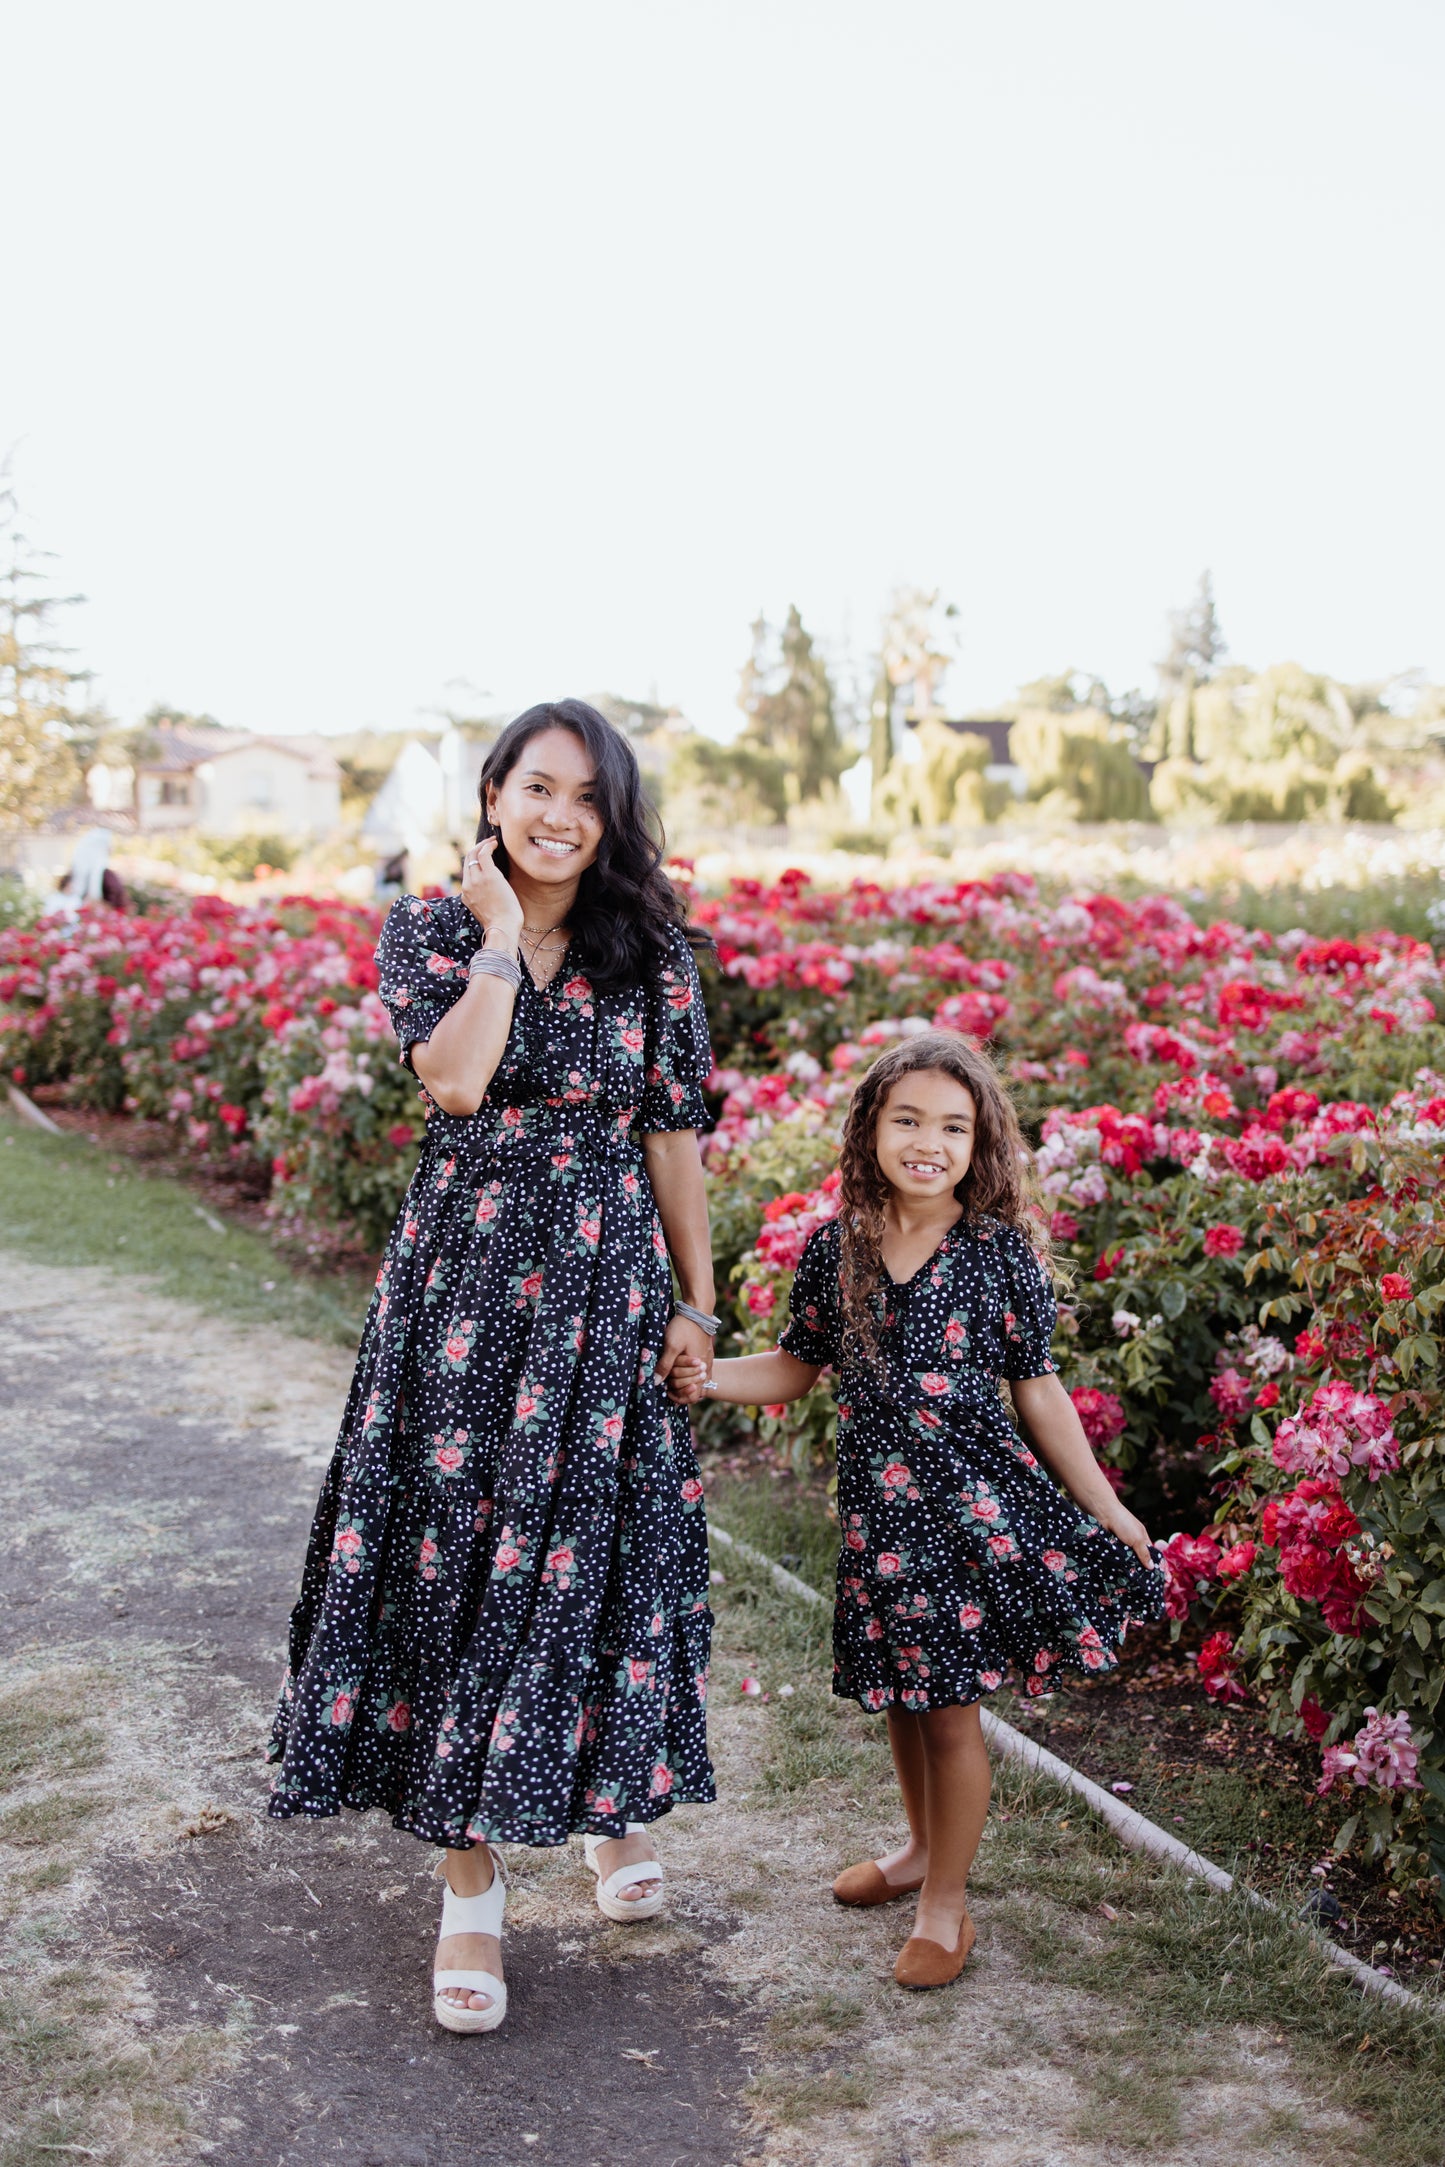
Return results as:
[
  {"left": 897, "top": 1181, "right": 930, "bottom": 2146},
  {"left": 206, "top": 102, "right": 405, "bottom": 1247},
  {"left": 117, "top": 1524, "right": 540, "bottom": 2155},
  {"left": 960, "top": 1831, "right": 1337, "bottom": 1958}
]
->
[{"left": 836, "top": 1029, "right": 1057, "bottom": 1367}]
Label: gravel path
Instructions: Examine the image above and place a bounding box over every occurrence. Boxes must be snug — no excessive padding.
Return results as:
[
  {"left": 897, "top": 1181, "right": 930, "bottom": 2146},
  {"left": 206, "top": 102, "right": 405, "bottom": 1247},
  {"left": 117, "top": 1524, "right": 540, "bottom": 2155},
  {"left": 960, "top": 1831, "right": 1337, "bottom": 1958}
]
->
[
  {"left": 0, "top": 1258, "right": 754, "bottom": 2167},
  {"left": 0, "top": 1251, "right": 1359, "bottom": 2167}
]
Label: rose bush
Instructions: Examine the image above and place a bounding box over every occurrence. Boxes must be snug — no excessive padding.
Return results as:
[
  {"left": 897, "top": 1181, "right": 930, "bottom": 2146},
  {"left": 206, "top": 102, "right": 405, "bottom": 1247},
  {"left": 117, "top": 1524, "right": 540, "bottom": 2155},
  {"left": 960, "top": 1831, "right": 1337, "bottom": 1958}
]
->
[{"left": 5, "top": 867, "right": 1445, "bottom": 1891}]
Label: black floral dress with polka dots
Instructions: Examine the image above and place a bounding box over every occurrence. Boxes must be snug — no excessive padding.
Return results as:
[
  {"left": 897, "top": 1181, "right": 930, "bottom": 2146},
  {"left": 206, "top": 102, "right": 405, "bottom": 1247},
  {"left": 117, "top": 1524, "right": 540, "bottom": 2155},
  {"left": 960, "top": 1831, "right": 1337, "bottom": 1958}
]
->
[
  {"left": 268, "top": 895, "right": 716, "bottom": 1847},
  {"left": 778, "top": 1216, "right": 1165, "bottom": 1714}
]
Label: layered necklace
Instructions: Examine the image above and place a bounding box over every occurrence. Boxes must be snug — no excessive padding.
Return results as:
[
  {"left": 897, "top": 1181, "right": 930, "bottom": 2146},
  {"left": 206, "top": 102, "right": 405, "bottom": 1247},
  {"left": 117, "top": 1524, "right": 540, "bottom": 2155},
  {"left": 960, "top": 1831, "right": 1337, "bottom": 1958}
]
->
[{"left": 519, "top": 920, "right": 569, "bottom": 978}]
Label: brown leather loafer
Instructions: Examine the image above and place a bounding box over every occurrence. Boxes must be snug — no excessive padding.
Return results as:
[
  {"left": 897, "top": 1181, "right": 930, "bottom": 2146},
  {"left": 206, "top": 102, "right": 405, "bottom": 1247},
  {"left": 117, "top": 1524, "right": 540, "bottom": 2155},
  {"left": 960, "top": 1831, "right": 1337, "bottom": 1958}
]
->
[
  {"left": 893, "top": 1914, "right": 976, "bottom": 1988},
  {"left": 832, "top": 1859, "right": 925, "bottom": 1907}
]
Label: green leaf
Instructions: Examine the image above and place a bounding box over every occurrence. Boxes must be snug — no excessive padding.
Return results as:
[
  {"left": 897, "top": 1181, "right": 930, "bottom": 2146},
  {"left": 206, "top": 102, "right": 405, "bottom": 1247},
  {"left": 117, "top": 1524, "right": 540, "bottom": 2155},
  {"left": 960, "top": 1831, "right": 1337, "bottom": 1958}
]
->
[
  {"left": 1413, "top": 1609, "right": 1434, "bottom": 1650},
  {"left": 1160, "top": 1279, "right": 1187, "bottom": 1321},
  {"left": 1332, "top": 1813, "right": 1359, "bottom": 1853}
]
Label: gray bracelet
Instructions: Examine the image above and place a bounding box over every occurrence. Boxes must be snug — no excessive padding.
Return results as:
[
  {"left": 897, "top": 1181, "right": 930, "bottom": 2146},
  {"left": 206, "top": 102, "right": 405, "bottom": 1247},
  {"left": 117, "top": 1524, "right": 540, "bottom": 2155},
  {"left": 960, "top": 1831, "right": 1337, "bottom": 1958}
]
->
[
  {"left": 468, "top": 947, "right": 521, "bottom": 991},
  {"left": 674, "top": 1300, "right": 721, "bottom": 1338}
]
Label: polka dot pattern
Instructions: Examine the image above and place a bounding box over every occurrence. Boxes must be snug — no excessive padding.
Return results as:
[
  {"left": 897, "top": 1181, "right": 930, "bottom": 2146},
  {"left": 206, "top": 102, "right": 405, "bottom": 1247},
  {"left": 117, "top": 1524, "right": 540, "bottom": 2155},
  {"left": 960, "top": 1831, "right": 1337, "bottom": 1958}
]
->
[
  {"left": 268, "top": 895, "right": 716, "bottom": 1848},
  {"left": 779, "top": 1217, "right": 1166, "bottom": 1714}
]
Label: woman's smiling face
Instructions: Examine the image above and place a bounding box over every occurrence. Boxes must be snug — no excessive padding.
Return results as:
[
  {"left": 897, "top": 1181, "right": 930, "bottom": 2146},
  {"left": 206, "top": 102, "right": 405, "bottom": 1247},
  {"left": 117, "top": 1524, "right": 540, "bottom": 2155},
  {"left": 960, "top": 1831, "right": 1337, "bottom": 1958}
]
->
[
  {"left": 874, "top": 1067, "right": 977, "bottom": 1200},
  {"left": 485, "top": 725, "right": 604, "bottom": 887}
]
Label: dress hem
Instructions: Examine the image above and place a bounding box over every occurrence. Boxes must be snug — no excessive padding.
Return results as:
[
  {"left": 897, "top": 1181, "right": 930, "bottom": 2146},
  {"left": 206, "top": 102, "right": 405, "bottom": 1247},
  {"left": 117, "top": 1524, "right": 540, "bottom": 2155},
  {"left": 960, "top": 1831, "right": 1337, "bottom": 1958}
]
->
[{"left": 265, "top": 1785, "right": 716, "bottom": 1848}]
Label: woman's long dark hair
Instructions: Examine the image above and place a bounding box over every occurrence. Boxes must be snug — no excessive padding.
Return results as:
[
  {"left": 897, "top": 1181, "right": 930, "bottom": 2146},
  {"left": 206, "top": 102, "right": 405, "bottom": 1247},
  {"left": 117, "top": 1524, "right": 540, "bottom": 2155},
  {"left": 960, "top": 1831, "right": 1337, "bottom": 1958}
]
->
[
  {"left": 475, "top": 699, "right": 704, "bottom": 994},
  {"left": 836, "top": 1029, "right": 1058, "bottom": 1365}
]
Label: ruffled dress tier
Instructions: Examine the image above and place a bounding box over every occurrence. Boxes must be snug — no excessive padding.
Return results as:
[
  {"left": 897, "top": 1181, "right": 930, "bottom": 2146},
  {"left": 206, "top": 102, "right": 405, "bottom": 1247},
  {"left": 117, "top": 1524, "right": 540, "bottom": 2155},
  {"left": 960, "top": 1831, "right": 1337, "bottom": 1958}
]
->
[
  {"left": 778, "top": 1217, "right": 1165, "bottom": 1712},
  {"left": 268, "top": 896, "right": 716, "bottom": 1847}
]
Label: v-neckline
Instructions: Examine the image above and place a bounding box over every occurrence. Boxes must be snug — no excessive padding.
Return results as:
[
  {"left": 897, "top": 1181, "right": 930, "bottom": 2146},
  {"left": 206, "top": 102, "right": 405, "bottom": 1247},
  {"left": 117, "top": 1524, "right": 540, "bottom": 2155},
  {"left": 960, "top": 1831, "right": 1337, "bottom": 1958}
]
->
[
  {"left": 881, "top": 1218, "right": 961, "bottom": 1291},
  {"left": 519, "top": 935, "right": 573, "bottom": 996}
]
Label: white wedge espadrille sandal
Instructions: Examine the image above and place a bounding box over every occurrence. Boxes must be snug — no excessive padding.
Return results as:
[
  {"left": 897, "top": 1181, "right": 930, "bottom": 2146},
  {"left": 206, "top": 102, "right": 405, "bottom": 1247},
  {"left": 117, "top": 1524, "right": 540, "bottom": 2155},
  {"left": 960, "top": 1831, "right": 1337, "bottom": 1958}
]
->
[
  {"left": 582, "top": 1824, "right": 665, "bottom": 1922},
  {"left": 432, "top": 1848, "right": 507, "bottom": 2034}
]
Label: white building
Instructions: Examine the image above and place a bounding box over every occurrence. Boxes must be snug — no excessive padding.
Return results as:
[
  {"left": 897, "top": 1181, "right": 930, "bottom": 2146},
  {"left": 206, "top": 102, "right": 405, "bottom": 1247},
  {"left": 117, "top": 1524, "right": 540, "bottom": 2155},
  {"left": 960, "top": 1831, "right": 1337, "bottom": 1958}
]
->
[{"left": 103, "top": 726, "right": 342, "bottom": 837}]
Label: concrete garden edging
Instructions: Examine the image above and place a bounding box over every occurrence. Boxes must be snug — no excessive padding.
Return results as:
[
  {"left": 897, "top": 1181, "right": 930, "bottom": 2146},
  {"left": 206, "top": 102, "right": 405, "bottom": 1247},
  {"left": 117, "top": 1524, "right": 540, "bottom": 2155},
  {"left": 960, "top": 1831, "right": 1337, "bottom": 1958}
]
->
[{"left": 708, "top": 1520, "right": 1437, "bottom": 2020}]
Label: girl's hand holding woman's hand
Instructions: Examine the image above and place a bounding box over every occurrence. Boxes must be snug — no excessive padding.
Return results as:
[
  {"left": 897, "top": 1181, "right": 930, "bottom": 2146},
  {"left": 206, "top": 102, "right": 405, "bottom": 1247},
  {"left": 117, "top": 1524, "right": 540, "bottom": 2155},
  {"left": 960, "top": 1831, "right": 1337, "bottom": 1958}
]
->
[
  {"left": 461, "top": 838, "right": 524, "bottom": 944},
  {"left": 666, "top": 1354, "right": 711, "bottom": 1404}
]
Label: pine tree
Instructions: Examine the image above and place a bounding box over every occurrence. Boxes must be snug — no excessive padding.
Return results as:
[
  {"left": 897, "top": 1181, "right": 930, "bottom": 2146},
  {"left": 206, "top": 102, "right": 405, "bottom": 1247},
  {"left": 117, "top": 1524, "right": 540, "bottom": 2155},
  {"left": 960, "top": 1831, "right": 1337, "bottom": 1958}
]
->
[
  {"left": 738, "top": 605, "right": 847, "bottom": 802},
  {"left": 0, "top": 479, "right": 89, "bottom": 824}
]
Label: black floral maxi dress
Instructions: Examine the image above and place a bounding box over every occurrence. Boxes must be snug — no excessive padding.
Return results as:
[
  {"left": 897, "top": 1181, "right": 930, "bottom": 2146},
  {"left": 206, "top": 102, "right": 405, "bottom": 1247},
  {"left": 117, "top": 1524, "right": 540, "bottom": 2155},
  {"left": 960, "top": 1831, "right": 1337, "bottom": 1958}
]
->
[
  {"left": 778, "top": 1217, "right": 1165, "bottom": 1713},
  {"left": 268, "top": 896, "right": 716, "bottom": 1847}
]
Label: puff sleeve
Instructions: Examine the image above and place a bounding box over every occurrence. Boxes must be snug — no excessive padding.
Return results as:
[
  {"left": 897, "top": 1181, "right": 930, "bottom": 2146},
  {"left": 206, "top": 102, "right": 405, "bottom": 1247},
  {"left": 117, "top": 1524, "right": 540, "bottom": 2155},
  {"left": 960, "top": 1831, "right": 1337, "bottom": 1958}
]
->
[
  {"left": 638, "top": 929, "right": 713, "bottom": 1133},
  {"left": 778, "top": 1222, "right": 843, "bottom": 1370},
  {"left": 375, "top": 896, "right": 471, "bottom": 1071},
  {"left": 998, "top": 1224, "right": 1060, "bottom": 1381}
]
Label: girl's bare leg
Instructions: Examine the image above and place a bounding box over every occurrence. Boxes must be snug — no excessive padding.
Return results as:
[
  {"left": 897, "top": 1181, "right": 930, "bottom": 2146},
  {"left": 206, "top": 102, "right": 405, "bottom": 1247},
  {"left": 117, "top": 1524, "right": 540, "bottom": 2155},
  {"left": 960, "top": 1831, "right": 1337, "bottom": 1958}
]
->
[
  {"left": 910, "top": 1702, "right": 990, "bottom": 1949},
  {"left": 876, "top": 1707, "right": 930, "bottom": 1886}
]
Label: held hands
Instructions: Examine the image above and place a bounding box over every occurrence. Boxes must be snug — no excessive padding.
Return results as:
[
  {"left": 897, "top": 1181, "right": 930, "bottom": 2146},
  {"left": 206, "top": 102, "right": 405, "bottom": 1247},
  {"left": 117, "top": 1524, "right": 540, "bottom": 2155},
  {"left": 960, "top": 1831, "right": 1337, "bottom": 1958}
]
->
[
  {"left": 655, "top": 1316, "right": 714, "bottom": 1398},
  {"left": 665, "top": 1353, "right": 711, "bottom": 1405},
  {"left": 460, "top": 839, "right": 524, "bottom": 944}
]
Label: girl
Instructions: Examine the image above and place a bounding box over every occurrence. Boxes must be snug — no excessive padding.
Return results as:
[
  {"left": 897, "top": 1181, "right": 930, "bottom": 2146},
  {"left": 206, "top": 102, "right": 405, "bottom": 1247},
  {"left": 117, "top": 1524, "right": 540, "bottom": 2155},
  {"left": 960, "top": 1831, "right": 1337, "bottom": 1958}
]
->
[
  {"left": 671, "top": 1030, "right": 1163, "bottom": 1989},
  {"left": 269, "top": 700, "right": 720, "bottom": 2034}
]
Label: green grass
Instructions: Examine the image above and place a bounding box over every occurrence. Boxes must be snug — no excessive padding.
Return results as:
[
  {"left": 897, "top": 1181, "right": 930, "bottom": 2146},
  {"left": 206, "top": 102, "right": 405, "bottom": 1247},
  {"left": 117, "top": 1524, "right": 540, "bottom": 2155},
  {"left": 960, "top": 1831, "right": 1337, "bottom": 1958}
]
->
[
  {"left": 715, "top": 1504, "right": 1445, "bottom": 2165},
  {"left": 0, "top": 1682, "right": 104, "bottom": 1793},
  {"left": 976, "top": 1760, "right": 1445, "bottom": 2161},
  {"left": 0, "top": 1794, "right": 106, "bottom": 1849},
  {"left": 0, "top": 1112, "right": 372, "bottom": 1344}
]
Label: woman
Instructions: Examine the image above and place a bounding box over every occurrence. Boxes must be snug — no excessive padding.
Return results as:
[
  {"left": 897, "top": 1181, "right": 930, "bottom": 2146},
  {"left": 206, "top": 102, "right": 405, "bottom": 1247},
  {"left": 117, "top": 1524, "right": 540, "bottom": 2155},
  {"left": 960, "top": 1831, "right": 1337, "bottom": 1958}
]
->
[{"left": 269, "top": 700, "right": 719, "bottom": 2035}]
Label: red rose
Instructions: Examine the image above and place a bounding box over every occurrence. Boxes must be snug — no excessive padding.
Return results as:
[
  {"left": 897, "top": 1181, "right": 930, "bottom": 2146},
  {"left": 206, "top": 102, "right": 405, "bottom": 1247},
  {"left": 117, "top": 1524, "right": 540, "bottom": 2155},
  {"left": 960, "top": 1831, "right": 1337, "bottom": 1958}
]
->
[
  {"left": 1203, "top": 1223, "right": 1244, "bottom": 1257},
  {"left": 1380, "top": 1273, "right": 1412, "bottom": 1304}
]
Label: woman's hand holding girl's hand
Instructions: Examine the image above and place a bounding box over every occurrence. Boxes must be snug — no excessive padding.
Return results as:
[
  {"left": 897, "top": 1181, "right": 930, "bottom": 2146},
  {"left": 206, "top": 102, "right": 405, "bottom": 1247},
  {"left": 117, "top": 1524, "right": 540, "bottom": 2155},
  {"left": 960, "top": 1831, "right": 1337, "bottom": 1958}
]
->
[
  {"left": 460, "top": 838, "right": 524, "bottom": 943},
  {"left": 655, "top": 1316, "right": 714, "bottom": 1395},
  {"left": 1094, "top": 1497, "right": 1156, "bottom": 1574}
]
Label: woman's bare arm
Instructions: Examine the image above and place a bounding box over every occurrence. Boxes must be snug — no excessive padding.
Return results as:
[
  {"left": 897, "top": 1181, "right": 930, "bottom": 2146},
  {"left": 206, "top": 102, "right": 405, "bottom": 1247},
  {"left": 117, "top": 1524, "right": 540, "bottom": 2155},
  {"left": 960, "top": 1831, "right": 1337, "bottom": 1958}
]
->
[
  {"left": 1010, "top": 1372, "right": 1155, "bottom": 1570},
  {"left": 642, "top": 1129, "right": 718, "bottom": 1386},
  {"left": 410, "top": 841, "right": 524, "bottom": 1117},
  {"left": 412, "top": 972, "right": 518, "bottom": 1116}
]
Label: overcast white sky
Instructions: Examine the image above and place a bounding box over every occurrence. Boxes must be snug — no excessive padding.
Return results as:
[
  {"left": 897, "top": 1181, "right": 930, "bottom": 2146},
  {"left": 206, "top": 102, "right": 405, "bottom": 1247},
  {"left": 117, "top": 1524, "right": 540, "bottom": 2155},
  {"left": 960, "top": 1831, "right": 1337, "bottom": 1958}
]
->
[{"left": 2, "top": 1, "right": 1441, "bottom": 742}]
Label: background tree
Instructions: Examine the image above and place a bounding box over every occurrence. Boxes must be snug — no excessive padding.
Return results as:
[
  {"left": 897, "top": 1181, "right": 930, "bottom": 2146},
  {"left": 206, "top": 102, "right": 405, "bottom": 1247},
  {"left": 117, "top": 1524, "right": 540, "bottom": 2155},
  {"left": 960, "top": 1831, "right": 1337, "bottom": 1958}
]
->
[
  {"left": 870, "top": 586, "right": 960, "bottom": 816},
  {"left": 738, "top": 605, "right": 848, "bottom": 803},
  {"left": 0, "top": 478, "right": 89, "bottom": 825},
  {"left": 1154, "top": 571, "right": 1227, "bottom": 762}
]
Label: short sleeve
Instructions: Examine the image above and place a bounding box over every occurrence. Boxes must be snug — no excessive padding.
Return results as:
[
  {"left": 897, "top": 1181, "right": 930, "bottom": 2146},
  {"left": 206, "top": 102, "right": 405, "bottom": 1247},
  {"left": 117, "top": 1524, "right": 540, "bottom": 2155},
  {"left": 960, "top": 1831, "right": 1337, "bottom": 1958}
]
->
[
  {"left": 998, "top": 1225, "right": 1059, "bottom": 1380},
  {"left": 778, "top": 1223, "right": 843, "bottom": 1370},
  {"left": 375, "top": 896, "right": 471, "bottom": 1071},
  {"left": 638, "top": 929, "right": 713, "bottom": 1132}
]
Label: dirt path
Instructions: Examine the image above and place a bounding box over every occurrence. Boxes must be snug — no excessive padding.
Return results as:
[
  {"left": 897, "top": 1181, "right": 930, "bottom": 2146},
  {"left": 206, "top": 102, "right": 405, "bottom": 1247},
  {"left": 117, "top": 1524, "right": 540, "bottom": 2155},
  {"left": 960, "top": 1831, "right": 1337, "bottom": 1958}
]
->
[{"left": 0, "top": 1253, "right": 1364, "bottom": 2167}]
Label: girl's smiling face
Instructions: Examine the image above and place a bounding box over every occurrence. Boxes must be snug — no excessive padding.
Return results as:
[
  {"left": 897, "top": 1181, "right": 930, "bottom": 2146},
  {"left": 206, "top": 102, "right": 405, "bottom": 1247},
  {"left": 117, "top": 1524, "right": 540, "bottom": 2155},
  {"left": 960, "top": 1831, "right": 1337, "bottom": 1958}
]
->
[
  {"left": 484, "top": 725, "right": 604, "bottom": 888},
  {"left": 874, "top": 1067, "right": 977, "bottom": 1201}
]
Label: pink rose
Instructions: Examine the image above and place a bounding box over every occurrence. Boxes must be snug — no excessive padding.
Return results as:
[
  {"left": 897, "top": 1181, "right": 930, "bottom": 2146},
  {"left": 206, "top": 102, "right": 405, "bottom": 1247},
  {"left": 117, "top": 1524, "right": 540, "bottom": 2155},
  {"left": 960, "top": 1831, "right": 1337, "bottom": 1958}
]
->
[
  {"left": 876, "top": 1552, "right": 902, "bottom": 1576},
  {"left": 919, "top": 1373, "right": 951, "bottom": 1397},
  {"left": 958, "top": 1603, "right": 983, "bottom": 1630}
]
